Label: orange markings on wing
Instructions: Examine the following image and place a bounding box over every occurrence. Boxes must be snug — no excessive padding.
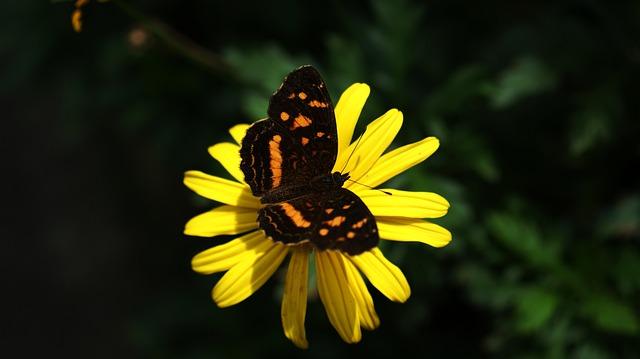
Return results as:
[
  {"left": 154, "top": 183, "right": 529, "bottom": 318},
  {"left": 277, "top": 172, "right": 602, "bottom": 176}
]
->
[
  {"left": 342, "top": 204, "right": 351, "bottom": 210},
  {"left": 298, "top": 92, "right": 307, "bottom": 100},
  {"left": 288, "top": 93, "right": 296, "bottom": 99},
  {"left": 324, "top": 216, "right": 346, "bottom": 227},
  {"left": 308, "top": 100, "right": 328, "bottom": 108},
  {"left": 325, "top": 208, "right": 334, "bottom": 214},
  {"left": 301, "top": 137, "right": 309, "bottom": 146},
  {"left": 269, "top": 135, "right": 282, "bottom": 187},
  {"left": 347, "top": 231, "right": 356, "bottom": 239},
  {"left": 319, "top": 228, "right": 329, "bottom": 236},
  {"left": 352, "top": 218, "right": 368, "bottom": 229},
  {"left": 291, "top": 114, "right": 312, "bottom": 129},
  {"left": 316, "top": 131, "right": 325, "bottom": 138},
  {"left": 281, "top": 203, "right": 311, "bottom": 228},
  {"left": 280, "top": 112, "right": 290, "bottom": 121}
]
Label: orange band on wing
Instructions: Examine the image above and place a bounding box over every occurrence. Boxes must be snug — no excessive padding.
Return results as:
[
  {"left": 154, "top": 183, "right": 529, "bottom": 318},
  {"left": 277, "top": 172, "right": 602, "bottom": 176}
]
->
[
  {"left": 324, "top": 216, "right": 346, "bottom": 227},
  {"left": 291, "top": 114, "right": 312, "bottom": 129},
  {"left": 352, "top": 218, "right": 368, "bottom": 229},
  {"left": 308, "top": 100, "right": 328, "bottom": 108},
  {"left": 269, "top": 135, "right": 282, "bottom": 187},
  {"left": 281, "top": 203, "right": 311, "bottom": 228}
]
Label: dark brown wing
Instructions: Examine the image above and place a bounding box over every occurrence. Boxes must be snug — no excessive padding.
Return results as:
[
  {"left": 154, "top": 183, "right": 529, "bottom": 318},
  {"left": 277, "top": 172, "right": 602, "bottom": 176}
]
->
[
  {"left": 258, "top": 189, "right": 378, "bottom": 255},
  {"left": 240, "top": 119, "right": 310, "bottom": 199},
  {"left": 240, "top": 65, "right": 337, "bottom": 198}
]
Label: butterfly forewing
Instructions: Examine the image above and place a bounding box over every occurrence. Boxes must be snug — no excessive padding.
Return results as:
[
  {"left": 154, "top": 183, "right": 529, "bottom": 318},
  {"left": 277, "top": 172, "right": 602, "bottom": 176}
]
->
[
  {"left": 240, "top": 66, "right": 337, "bottom": 198},
  {"left": 240, "top": 119, "right": 311, "bottom": 198},
  {"left": 267, "top": 66, "right": 337, "bottom": 175}
]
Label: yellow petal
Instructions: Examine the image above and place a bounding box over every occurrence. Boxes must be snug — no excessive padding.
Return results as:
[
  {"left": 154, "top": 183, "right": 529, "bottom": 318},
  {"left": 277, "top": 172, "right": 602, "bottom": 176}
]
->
[
  {"left": 229, "top": 123, "right": 250, "bottom": 145},
  {"left": 349, "top": 248, "right": 410, "bottom": 303},
  {"left": 208, "top": 142, "right": 245, "bottom": 183},
  {"left": 212, "top": 241, "right": 288, "bottom": 308},
  {"left": 184, "top": 171, "right": 259, "bottom": 208},
  {"left": 336, "top": 109, "right": 403, "bottom": 183},
  {"left": 334, "top": 83, "right": 370, "bottom": 159},
  {"left": 184, "top": 205, "right": 258, "bottom": 237},
  {"left": 342, "top": 254, "right": 379, "bottom": 330},
  {"left": 359, "top": 189, "right": 449, "bottom": 218},
  {"left": 191, "top": 231, "right": 271, "bottom": 274},
  {"left": 377, "top": 217, "right": 452, "bottom": 248},
  {"left": 315, "top": 251, "right": 361, "bottom": 343},
  {"left": 281, "top": 248, "right": 310, "bottom": 349},
  {"left": 353, "top": 137, "right": 440, "bottom": 191}
]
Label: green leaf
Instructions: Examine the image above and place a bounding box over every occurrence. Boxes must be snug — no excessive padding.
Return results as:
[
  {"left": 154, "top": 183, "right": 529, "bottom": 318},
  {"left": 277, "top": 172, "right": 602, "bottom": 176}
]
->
[
  {"left": 224, "top": 45, "right": 309, "bottom": 92},
  {"left": 487, "top": 212, "right": 558, "bottom": 267},
  {"left": 514, "top": 288, "right": 558, "bottom": 332},
  {"left": 613, "top": 250, "right": 640, "bottom": 294},
  {"left": 569, "top": 107, "right": 611, "bottom": 157},
  {"left": 582, "top": 295, "right": 639, "bottom": 334},
  {"left": 488, "top": 56, "right": 556, "bottom": 109},
  {"left": 241, "top": 91, "right": 269, "bottom": 122},
  {"left": 325, "top": 35, "right": 365, "bottom": 95},
  {"left": 421, "top": 65, "right": 490, "bottom": 118},
  {"left": 569, "top": 86, "right": 620, "bottom": 157},
  {"left": 572, "top": 344, "right": 612, "bottom": 359}
]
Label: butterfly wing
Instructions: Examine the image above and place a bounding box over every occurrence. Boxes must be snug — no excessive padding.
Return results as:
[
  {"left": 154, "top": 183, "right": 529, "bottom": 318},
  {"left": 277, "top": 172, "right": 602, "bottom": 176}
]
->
[
  {"left": 240, "top": 65, "right": 338, "bottom": 199},
  {"left": 258, "top": 188, "right": 379, "bottom": 255},
  {"left": 240, "top": 119, "right": 310, "bottom": 199}
]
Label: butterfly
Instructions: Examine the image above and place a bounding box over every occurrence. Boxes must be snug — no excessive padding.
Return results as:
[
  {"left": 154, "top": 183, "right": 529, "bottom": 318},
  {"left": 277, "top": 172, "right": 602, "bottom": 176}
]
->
[{"left": 239, "top": 65, "right": 379, "bottom": 255}]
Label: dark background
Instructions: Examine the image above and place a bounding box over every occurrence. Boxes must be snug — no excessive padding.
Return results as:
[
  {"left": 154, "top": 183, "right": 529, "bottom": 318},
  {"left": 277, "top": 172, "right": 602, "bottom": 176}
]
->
[{"left": 3, "top": 0, "right": 640, "bottom": 357}]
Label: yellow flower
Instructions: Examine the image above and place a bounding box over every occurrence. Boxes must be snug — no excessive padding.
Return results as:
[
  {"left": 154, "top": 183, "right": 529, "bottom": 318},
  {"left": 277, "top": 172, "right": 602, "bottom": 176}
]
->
[{"left": 184, "top": 83, "right": 452, "bottom": 348}]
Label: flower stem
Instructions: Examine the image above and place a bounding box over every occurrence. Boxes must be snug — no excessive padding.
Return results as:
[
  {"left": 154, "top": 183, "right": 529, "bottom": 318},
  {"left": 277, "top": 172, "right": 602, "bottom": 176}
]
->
[{"left": 112, "top": 0, "right": 233, "bottom": 76}]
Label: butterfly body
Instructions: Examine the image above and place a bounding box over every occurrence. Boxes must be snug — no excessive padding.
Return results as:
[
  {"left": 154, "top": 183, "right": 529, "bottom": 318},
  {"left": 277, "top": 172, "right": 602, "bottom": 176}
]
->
[{"left": 240, "top": 66, "right": 378, "bottom": 255}]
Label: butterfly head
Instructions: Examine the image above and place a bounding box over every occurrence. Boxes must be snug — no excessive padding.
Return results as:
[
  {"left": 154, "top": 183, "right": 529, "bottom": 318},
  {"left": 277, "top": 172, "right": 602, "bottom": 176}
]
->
[
  {"left": 332, "top": 171, "right": 350, "bottom": 187},
  {"left": 310, "top": 172, "right": 350, "bottom": 192}
]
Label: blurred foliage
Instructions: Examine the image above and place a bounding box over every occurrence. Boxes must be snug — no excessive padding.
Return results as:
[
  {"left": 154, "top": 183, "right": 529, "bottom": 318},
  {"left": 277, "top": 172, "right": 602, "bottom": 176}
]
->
[{"left": 3, "top": 0, "right": 640, "bottom": 358}]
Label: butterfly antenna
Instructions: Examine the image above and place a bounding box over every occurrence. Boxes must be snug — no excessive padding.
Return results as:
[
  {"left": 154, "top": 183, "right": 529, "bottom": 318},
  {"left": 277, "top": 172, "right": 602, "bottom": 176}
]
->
[
  {"left": 345, "top": 178, "right": 392, "bottom": 195},
  {"left": 340, "top": 133, "right": 364, "bottom": 174}
]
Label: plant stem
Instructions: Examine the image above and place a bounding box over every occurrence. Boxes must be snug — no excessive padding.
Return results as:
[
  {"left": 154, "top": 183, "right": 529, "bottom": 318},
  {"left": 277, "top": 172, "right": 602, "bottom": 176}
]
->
[{"left": 112, "top": 0, "right": 233, "bottom": 77}]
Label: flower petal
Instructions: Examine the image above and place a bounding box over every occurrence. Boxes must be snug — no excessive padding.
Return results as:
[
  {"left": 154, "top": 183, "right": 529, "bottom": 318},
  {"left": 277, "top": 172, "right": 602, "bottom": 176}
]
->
[
  {"left": 343, "top": 255, "right": 379, "bottom": 330},
  {"left": 315, "top": 251, "right": 361, "bottom": 343},
  {"left": 184, "top": 171, "right": 259, "bottom": 208},
  {"left": 208, "top": 142, "right": 245, "bottom": 183},
  {"left": 337, "top": 109, "right": 403, "bottom": 184},
  {"left": 359, "top": 189, "right": 449, "bottom": 218},
  {"left": 349, "top": 248, "right": 410, "bottom": 303},
  {"left": 353, "top": 137, "right": 440, "bottom": 191},
  {"left": 184, "top": 205, "right": 258, "bottom": 237},
  {"left": 334, "top": 83, "right": 370, "bottom": 159},
  {"left": 377, "top": 217, "right": 452, "bottom": 248},
  {"left": 191, "top": 231, "right": 271, "bottom": 274},
  {"left": 229, "top": 123, "right": 250, "bottom": 145},
  {"left": 281, "top": 248, "right": 310, "bottom": 349},
  {"left": 212, "top": 241, "right": 288, "bottom": 308}
]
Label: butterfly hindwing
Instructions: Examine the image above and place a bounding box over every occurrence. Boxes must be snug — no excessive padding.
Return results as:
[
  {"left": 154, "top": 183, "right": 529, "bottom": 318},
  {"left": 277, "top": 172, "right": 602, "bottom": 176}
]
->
[
  {"left": 258, "top": 189, "right": 379, "bottom": 255},
  {"left": 311, "top": 189, "right": 379, "bottom": 255}
]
